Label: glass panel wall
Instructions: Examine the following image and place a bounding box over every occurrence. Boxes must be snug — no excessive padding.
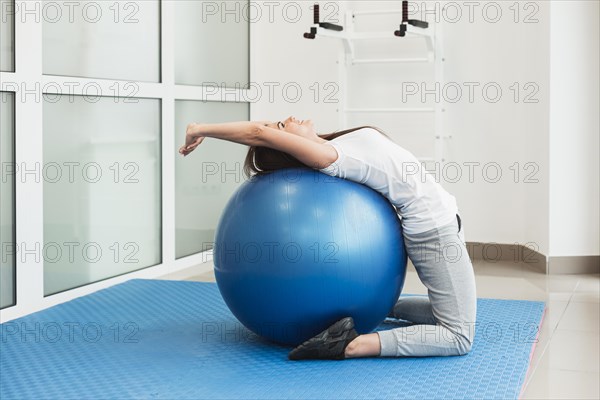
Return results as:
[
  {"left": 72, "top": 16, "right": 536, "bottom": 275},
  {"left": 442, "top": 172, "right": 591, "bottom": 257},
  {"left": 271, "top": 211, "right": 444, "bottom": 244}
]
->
[
  {"left": 175, "top": 1, "right": 249, "bottom": 87},
  {"left": 0, "top": 91, "right": 15, "bottom": 308},
  {"left": 42, "top": 0, "right": 160, "bottom": 82},
  {"left": 4, "top": 0, "right": 252, "bottom": 309},
  {"left": 43, "top": 94, "right": 161, "bottom": 295},
  {"left": 175, "top": 100, "right": 249, "bottom": 258}
]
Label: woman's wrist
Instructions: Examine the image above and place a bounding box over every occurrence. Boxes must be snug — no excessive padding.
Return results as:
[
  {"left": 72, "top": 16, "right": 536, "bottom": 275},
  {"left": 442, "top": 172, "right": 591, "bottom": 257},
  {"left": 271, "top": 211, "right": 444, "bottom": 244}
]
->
[{"left": 186, "top": 122, "right": 205, "bottom": 139}]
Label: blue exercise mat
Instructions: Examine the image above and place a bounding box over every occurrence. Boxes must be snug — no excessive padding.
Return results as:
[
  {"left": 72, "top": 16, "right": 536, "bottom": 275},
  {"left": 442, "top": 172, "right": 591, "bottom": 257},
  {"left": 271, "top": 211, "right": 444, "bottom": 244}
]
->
[{"left": 0, "top": 279, "right": 545, "bottom": 399}]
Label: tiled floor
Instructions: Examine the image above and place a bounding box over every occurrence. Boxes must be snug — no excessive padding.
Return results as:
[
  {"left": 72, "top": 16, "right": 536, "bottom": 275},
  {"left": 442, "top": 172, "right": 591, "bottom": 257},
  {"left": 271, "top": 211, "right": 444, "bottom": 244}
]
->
[{"left": 161, "top": 260, "right": 600, "bottom": 399}]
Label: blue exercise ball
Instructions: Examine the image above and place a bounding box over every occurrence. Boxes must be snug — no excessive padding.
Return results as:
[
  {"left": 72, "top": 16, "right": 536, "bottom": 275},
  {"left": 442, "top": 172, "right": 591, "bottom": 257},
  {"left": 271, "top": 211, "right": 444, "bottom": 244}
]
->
[{"left": 214, "top": 168, "right": 407, "bottom": 346}]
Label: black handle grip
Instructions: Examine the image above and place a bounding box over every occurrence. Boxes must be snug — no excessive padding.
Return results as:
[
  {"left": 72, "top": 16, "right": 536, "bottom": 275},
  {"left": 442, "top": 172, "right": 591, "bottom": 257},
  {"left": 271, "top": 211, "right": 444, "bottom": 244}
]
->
[
  {"left": 319, "top": 22, "right": 343, "bottom": 31},
  {"left": 408, "top": 19, "right": 429, "bottom": 29}
]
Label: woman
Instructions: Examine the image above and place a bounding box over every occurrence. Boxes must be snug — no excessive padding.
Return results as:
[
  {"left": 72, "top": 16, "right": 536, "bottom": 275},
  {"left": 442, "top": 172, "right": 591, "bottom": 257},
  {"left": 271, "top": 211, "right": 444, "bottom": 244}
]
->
[{"left": 179, "top": 117, "right": 477, "bottom": 360}]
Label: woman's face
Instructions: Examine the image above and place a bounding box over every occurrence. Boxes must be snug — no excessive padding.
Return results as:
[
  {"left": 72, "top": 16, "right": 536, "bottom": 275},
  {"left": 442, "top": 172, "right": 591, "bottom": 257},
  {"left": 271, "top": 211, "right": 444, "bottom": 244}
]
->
[{"left": 267, "top": 116, "right": 316, "bottom": 140}]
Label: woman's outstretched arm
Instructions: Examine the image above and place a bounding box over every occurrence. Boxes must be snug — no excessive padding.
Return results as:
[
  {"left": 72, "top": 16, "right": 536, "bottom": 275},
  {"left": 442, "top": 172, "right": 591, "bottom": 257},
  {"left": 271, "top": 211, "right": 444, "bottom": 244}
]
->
[
  {"left": 180, "top": 121, "right": 337, "bottom": 170},
  {"left": 183, "top": 121, "right": 263, "bottom": 148}
]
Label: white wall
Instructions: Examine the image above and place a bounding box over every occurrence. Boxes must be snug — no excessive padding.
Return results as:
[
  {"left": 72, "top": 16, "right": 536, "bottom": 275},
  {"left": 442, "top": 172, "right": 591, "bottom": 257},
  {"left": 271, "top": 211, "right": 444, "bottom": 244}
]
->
[
  {"left": 442, "top": 1, "right": 551, "bottom": 254},
  {"left": 250, "top": 1, "right": 340, "bottom": 132},
  {"left": 549, "top": 0, "right": 600, "bottom": 257}
]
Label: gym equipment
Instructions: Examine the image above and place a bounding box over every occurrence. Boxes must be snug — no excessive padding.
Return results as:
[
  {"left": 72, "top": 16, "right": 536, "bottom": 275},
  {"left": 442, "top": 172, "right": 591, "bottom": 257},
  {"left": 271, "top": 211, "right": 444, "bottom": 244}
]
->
[
  {"left": 303, "top": 1, "right": 428, "bottom": 40},
  {"left": 213, "top": 168, "right": 408, "bottom": 345}
]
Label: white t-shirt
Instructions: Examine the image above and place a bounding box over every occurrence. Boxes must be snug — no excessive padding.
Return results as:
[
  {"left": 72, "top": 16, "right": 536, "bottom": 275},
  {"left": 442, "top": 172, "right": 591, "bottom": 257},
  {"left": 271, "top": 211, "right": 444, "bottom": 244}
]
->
[{"left": 319, "top": 128, "right": 458, "bottom": 235}]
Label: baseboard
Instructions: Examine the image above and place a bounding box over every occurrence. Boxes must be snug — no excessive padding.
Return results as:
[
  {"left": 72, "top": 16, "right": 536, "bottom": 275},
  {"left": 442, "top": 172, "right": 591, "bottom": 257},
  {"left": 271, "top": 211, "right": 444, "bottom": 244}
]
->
[
  {"left": 466, "top": 242, "right": 600, "bottom": 275},
  {"left": 466, "top": 242, "right": 547, "bottom": 273},
  {"left": 548, "top": 255, "right": 600, "bottom": 274}
]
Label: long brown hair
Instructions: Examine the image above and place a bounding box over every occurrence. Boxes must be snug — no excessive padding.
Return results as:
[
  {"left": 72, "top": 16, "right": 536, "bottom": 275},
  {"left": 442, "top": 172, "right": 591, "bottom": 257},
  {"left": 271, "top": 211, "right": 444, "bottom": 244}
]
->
[{"left": 243, "top": 125, "right": 387, "bottom": 177}]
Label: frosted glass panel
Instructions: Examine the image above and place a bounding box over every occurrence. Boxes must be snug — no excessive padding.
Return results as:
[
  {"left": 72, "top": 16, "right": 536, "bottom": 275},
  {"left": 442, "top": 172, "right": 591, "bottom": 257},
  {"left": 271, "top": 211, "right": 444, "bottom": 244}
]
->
[
  {"left": 43, "top": 95, "right": 161, "bottom": 295},
  {"left": 0, "top": 0, "right": 14, "bottom": 71},
  {"left": 175, "top": 100, "right": 249, "bottom": 258},
  {"left": 43, "top": 0, "right": 159, "bottom": 82},
  {"left": 0, "top": 92, "right": 15, "bottom": 308},
  {"left": 175, "top": 1, "right": 249, "bottom": 87}
]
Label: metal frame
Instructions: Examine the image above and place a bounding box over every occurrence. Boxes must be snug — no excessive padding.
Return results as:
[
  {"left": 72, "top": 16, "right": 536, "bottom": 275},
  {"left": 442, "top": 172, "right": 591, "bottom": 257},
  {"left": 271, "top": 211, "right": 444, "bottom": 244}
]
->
[{"left": 322, "top": 2, "right": 446, "bottom": 162}]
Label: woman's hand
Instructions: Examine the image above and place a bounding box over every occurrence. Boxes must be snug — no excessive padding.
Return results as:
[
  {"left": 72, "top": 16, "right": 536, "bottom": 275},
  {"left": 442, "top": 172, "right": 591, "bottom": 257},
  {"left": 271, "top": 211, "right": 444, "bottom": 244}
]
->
[{"left": 179, "top": 123, "right": 205, "bottom": 157}]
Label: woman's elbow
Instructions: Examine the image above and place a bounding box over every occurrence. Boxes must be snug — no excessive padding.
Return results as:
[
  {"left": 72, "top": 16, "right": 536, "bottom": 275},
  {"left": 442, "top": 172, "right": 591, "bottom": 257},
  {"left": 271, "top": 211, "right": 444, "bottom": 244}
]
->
[{"left": 250, "top": 123, "right": 265, "bottom": 147}]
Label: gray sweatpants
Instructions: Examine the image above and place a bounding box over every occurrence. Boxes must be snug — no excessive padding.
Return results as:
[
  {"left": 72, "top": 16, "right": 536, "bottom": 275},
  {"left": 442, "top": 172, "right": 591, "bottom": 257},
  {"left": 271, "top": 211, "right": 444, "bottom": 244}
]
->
[{"left": 378, "top": 214, "right": 477, "bottom": 357}]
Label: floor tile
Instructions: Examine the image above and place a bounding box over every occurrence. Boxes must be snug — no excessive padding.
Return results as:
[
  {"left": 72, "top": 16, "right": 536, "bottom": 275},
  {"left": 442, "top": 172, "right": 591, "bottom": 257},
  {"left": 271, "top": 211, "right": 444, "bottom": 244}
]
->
[
  {"left": 527, "top": 301, "right": 569, "bottom": 375},
  {"left": 572, "top": 275, "right": 600, "bottom": 303},
  {"left": 159, "top": 262, "right": 213, "bottom": 281},
  {"left": 575, "top": 275, "right": 600, "bottom": 293},
  {"left": 474, "top": 275, "right": 549, "bottom": 301},
  {"left": 536, "top": 329, "right": 600, "bottom": 372},
  {"left": 556, "top": 302, "right": 600, "bottom": 332},
  {"left": 571, "top": 291, "right": 600, "bottom": 303},
  {"left": 190, "top": 270, "right": 216, "bottom": 283},
  {"left": 522, "top": 368, "right": 600, "bottom": 399}
]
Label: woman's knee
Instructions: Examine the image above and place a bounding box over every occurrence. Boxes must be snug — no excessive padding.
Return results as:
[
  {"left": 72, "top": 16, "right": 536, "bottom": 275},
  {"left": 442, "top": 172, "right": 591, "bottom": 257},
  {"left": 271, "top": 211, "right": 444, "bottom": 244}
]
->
[
  {"left": 456, "top": 334, "right": 473, "bottom": 355},
  {"left": 442, "top": 323, "right": 474, "bottom": 355}
]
